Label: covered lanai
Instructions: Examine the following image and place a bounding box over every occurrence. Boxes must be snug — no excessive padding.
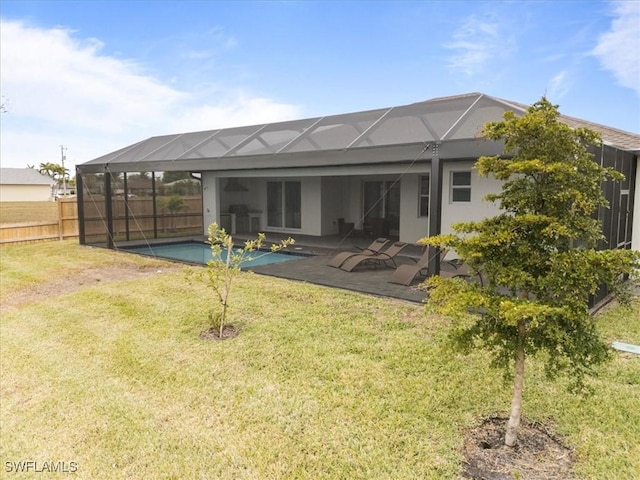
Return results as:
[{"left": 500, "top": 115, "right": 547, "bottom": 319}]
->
[{"left": 76, "top": 92, "right": 639, "bottom": 279}]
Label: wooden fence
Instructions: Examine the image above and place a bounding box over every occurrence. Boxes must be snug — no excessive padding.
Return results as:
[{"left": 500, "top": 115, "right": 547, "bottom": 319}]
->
[
  {"left": 1, "top": 197, "right": 204, "bottom": 246},
  {"left": 0, "top": 199, "right": 79, "bottom": 245},
  {"left": 82, "top": 196, "right": 203, "bottom": 243}
]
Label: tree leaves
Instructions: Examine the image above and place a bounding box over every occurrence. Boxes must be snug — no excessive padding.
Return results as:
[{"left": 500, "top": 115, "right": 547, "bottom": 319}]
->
[{"left": 422, "top": 96, "right": 639, "bottom": 416}]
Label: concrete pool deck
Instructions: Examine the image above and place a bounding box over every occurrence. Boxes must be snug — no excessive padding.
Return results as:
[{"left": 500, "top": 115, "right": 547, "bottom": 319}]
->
[
  {"left": 236, "top": 233, "right": 430, "bottom": 303},
  {"left": 248, "top": 253, "right": 428, "bottom": 303},
  {"left": 115, "top": 233, "right": 431, "bottom": 303}
]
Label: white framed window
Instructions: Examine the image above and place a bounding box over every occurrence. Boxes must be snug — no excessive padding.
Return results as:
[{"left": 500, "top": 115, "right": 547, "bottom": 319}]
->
[
  {"left": 450, "top": 171, "right": 471, "bottom": 203},
  {"left": 418, "top": 175, "right": 430, "bottom": 217}
]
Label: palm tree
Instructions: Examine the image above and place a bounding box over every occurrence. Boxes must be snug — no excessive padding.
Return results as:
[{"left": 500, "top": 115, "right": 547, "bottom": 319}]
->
[
  {"left": 39, "top": 163, "right": 70, "bottom": 196},
  {"left": 38, "top": 162, "right": 57, "bottom": 178}
]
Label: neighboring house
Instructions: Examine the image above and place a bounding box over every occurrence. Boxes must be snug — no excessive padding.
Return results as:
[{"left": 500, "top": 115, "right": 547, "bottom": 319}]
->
[
  {"left": 76, "top": 92, "right": 639, "bottom": 257},
  {"left": 0, "top": 168, "right": 55, "bottom": 202}
]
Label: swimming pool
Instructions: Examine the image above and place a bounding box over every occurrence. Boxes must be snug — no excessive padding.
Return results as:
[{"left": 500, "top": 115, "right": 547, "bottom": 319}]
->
[{"left": 121, "top": 241, "right": 310, "bottom": 268}]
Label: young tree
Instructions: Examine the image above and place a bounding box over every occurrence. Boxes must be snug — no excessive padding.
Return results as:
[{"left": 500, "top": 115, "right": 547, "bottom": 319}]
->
[
  {"left": 422, "top": 97, "right": 639, "bottom": 447},
  {"left": 189, "top": 223, "right": 294, "bottom": 339}
]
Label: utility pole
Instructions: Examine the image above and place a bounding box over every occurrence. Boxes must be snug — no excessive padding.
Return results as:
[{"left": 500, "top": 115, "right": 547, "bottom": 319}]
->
[{"left": 60, "top": 145, "right": 67, "bottom": 196}]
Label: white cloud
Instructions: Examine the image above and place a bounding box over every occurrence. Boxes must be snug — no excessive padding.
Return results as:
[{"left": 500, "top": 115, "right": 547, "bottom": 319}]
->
[
  {"left": 548, "top": 70, "right": 571, "bottom": 99},
  {"left": 0, "top": 19, "right": 299, "bottom": 171},
  {"left": 444, "top": 15, "right": 514, "bottom": 76},
  {"left": 179, "top": 27, "right": 238, "bottom": 61},
  {"left": 171, "top": 95, "right": 299, "bottom": 133},
  {"left": 591, "top": 0, "right": 640, "bottom": 96}
]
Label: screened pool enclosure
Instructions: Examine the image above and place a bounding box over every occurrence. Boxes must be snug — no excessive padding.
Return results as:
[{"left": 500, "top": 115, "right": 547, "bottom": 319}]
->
[
  {"left": 76, "top": 91, "right": 639, "bottom": 302},
  {"left": 77, "top": 93, "right": 544, "bottom": 249},
  {"left": 77, "top": 171, "right": 203, "bottom": 246}
]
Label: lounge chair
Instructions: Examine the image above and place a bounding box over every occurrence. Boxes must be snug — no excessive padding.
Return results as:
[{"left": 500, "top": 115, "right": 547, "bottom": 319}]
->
[
  {"left": 388, "top": 246, "right": 449, "bottom": 285},
  {"left": 339, "top": 241, "right": 409, "bottom": 272},
  {"left": 440, "top": 260, "right": 485, "bottom": 285},
  {"left": 327, "top": 237, "right": 390, "bottom": 268}
]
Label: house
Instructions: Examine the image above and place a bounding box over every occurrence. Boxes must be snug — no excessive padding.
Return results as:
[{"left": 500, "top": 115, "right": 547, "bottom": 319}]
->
[
  {"left": 0, "top": 168, "right": 55, "bottom": 202},
  {"left": 76, "top": 93, "right": 639, "bottom": 267}
]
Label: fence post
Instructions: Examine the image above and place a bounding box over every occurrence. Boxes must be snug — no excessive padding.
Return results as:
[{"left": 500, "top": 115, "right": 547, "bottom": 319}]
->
[{"left": 58, "top": 198, "right": 64, "bottom": 240}]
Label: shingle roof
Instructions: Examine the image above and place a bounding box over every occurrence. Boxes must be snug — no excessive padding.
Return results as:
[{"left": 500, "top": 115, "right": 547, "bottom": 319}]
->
[
  {"left": 556, "top": 115, "right": 639, "bottom": 151},
  {"left": 0, "top": 168, "right": 55, "bottom": 186},
  {"left": 490, "top": 95, "right": 640, "bottom": 151}
]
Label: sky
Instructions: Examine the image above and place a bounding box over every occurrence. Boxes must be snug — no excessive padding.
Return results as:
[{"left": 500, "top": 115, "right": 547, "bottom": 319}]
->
[{"left": 1, "top": 0, "right": 639, "bottom": 174}]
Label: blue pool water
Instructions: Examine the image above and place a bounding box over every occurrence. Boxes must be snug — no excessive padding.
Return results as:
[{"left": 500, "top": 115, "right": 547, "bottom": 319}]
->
[{"left": 122, "top": 241, "right": 309, "bottom": 268}]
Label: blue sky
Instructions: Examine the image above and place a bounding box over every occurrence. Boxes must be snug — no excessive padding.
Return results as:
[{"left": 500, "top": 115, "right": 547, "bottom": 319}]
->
[{"left": 1, "top": 0, "right": 638, "bottom": 173}]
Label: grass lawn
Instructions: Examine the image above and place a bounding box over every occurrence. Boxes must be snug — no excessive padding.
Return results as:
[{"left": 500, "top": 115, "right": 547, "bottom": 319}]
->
[
  {"left": 0, "top": 201, "right": 59, "bottom": 225},
  {"left": 1, "top": 241, "right": 639, "bottom": 479}
]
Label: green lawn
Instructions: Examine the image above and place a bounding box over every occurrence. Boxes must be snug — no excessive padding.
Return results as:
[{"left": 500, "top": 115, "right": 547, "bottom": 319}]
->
[{"left": 1, "top": 241, "right": 639, "bottom": 479}]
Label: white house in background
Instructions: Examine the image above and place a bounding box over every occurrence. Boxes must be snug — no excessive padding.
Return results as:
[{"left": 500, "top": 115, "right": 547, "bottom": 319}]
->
[
  {"left": 76, "top": 92, "right": 640, "bottom": 258},
  {"left": 0, "top": 168, "right": 55, "bottom": 202}
]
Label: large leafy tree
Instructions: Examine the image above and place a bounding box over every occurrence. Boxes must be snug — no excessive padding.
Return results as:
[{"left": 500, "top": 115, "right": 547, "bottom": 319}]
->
[{"left": 422, "top": 97, "right": 639, "bottom": 447}]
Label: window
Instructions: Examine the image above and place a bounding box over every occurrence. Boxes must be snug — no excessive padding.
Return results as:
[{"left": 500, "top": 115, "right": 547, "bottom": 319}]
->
[
  {"left": 451, "top": 171, "right": 471, "bottom": 203},
  {"left": 418, "top": 175, "right": 430, "bottom": 217}
]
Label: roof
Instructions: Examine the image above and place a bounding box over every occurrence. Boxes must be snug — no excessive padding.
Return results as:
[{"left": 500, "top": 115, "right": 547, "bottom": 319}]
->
[
  {"left": 0, "top": 168, "right": 55, "bottom": 186},
  {"left": 490, "top": 96, "right": 640, "bottom": 151},
  {"left": 553, "top": 115, "right": 639, "bottom": 151},
  {"left": 79, "top": 92, "right": 640, "bottom": 174}
]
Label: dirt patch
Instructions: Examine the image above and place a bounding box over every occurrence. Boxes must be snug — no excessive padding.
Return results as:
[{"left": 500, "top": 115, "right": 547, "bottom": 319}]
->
[
  {"left": 199, "top": 325, "right": 239, "bottom": 340},
  {"left": 462, "top": 415, "right": 574, "bottom": 480},
  {"left": 2, "top": 264, "right": 179, "bottom": 309}
]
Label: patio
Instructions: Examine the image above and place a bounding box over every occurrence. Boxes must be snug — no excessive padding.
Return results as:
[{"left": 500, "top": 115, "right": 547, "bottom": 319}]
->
[
  {"left": 248, "top": 254, "right": 427, "bottom": 303},
  {"left": 113, "top": 232, "right": 432, "bottom": 303},
  {"left": 234, "top": 232, "right": 429, "bottom": 303}
]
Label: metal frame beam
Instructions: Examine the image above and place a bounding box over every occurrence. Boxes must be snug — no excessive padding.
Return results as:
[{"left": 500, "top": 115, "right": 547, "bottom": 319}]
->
[{"left": 427, "top": 142, "right": 443, "bottom": 276}]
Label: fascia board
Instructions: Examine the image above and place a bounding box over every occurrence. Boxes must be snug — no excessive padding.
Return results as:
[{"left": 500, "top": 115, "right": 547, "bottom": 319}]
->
[{"left": 78, "top": 138, "right": 505, "bottom": 175}]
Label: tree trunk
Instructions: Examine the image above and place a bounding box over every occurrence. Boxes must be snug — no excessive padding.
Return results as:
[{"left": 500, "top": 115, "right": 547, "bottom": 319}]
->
[
  {"left": 219, "top": 237, "right": 233, "bottom": 338},
  {"left": 505, "top": 318, "right": 526, "bottom": 447}
]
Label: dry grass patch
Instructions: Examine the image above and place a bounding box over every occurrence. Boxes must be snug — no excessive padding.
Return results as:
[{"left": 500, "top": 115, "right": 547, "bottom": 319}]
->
[{"left": 0, "top": 201, "right": 58, "bottom": 225}]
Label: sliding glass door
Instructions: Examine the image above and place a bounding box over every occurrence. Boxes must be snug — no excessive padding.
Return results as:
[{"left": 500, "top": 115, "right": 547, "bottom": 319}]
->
[
  {"left": 267, "top": 182, "right": 283, "bottom": 227},
  {"left": 267, "top": 181, "right": 301, "bottom": 229},
  {"left": 363, "top": 180, "right": 400, "bottom": 232}
]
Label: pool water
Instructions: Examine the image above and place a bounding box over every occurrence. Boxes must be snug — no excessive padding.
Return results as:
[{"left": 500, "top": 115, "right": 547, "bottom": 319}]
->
[{"left": 122, "top": 242, "right": 309, "bottom": 268}]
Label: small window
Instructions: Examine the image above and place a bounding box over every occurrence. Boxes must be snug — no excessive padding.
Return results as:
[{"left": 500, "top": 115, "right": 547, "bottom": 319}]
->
[
  {"left": 451, "top": 171, "right": 471, "bottom": 203},
  {"left": 419, "top": 175, "right": 430, "bottom": 217}
]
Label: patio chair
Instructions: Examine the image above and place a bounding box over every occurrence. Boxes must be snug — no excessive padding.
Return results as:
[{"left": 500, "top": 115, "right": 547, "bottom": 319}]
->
[
  {"left": 327, "top": 237, "right": 390, "bottom": 268},
  {"left": 440, "top": 260, "right": 485, "bottom": 286},
  {"left": 388, "top": 246, "right": 449, "bottom": 286},
  {"left": 339, "top": 241, "right": 409, "bottom": 272}
]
